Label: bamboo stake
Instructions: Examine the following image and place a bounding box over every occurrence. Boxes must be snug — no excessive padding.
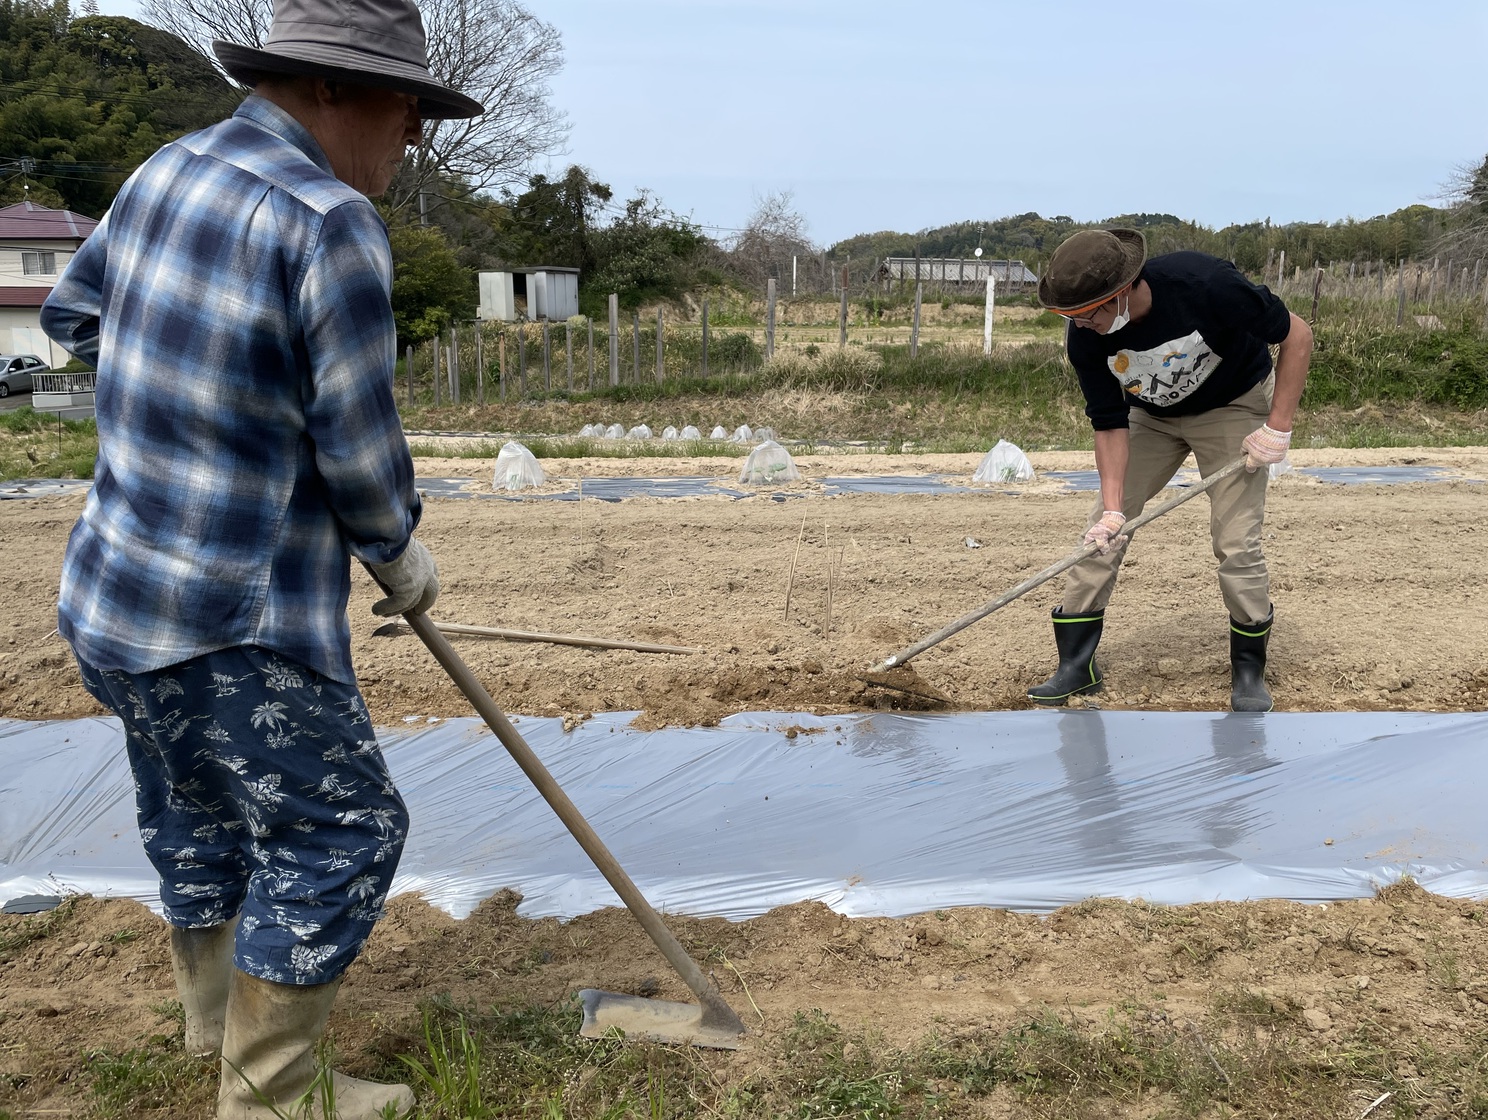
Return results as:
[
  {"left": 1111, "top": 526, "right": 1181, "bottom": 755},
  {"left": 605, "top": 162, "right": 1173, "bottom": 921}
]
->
[
  {"left": 823, "top": 518, "right": 831, "bottom": 636},
  {"left": 783, "top": 514, "right": 806, "bottom": 620},
  {"left": 826, "top": 557, "right": 834, "bottom": 637},
  {"left": 380, "top": 619, "right": 700, "bottom": 655}
]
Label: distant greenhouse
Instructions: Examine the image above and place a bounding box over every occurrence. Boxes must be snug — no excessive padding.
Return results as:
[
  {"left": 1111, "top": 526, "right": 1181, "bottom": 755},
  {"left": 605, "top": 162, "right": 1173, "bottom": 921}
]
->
[{"left": 875, "top": 257, "right": 1037, "bottom": 292}]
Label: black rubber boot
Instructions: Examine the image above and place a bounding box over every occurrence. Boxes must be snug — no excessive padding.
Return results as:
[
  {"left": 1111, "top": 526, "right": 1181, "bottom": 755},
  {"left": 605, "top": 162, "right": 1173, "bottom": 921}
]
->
[
  {"left": 1027, "top": 609, "right": 1105, "bottom": 705},
  {"left": 1230, "top": 608, "right": 1274, "bottom": 713}
]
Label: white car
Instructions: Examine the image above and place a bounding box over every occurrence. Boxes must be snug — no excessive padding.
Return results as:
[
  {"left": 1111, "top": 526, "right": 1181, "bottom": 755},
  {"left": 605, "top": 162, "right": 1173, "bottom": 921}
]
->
[{"left": 0, "top": 354, "right": 48, "bottom": 398}]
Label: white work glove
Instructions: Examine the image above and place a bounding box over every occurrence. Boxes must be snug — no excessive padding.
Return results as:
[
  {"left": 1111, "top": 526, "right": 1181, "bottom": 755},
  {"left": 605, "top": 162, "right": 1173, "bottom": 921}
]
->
[
  {"left": 369, "top": 538, "right": 440, "bottom": 616},
  {"left": 1242, "top": 424, "right": 1291, "bottom": 472},
  {"left": 1083, "top": 510, "right": 1128, "bottom": 555}
]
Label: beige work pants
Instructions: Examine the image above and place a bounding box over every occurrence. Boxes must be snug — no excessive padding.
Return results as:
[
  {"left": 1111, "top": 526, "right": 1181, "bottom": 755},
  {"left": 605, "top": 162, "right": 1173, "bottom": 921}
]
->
[{"left": 1061, "top": 375, "right": 1274, "bottom": 627}]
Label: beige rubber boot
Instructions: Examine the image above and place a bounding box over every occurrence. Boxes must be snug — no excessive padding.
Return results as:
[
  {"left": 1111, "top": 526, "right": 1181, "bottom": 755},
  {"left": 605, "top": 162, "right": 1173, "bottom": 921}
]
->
[
  {"left": 217, "top": 969, "right": 415, "bottom": 1119},
  {"left": 170, "top": 918, "right": 238, "bottom": 1057}
]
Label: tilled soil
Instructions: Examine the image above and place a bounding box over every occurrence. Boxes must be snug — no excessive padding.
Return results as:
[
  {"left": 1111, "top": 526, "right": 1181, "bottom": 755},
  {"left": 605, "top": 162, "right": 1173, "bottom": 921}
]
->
[{"left": 3, "top": 447, "right": 1486, "bottom": 725}]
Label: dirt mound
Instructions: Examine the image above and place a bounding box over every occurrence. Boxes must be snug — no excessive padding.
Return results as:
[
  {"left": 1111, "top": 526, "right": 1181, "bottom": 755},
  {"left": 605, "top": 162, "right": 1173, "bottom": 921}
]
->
[{"left": 4, "top": 884, "right": 1485, "bottom": 1116}]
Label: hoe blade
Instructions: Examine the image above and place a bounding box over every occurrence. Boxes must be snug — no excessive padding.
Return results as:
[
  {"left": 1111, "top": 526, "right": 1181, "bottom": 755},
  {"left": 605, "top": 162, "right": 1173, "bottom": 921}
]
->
[
  {"left": 578, "top": 989, "right": 746, "bottom": 1049},
  {"left": 856, "top": 667, "right": 952, "bottom": 705}
]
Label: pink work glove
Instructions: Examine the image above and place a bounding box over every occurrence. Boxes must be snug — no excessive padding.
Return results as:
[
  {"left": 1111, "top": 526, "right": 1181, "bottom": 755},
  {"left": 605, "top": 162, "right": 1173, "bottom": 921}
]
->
[
  {"left": 1242, "top": 424, "right": 1291, "bottom": 472},
  {"left": 1083, "top": 510, "right": 1128, "bottom": 555}
]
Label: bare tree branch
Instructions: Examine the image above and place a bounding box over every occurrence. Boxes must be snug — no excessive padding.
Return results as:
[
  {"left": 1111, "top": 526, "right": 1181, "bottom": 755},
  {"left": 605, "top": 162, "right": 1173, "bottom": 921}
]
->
[
  {"left": 728, "top": 190, "right": 817, "bottom": 286},
  {"left": 1433, "top": 155, "right": 1488, "bottom": 262},
  {"left": 141, "top": 0, "right": 567, "bottom": 215}
]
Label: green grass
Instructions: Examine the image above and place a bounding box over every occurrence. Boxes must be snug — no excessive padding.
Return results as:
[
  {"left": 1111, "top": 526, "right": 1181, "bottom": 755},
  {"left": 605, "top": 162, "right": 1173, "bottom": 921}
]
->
[
  {"left": 0, "top": 406, "right": 97, "bottom": 481},
  {"left": 57, "top": 987, "right": 1488, "bottom": 1120},
  {"left": 3, "top": 318, "right": 1486, "bottom": 483},
  {"left": 408, "top": 436, "right": 749, "bottom": 460},
  {"left": 0, "top": 896, "right": 77, "bottom": 963},
  {"left": 84, "top": 1034, "right": 216, "bottom": 1118}
]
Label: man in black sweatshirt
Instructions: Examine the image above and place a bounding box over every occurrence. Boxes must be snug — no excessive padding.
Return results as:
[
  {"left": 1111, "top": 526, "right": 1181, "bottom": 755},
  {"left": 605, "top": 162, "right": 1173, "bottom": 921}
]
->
[{"left": 1029, "top": 227, "right": 1312, "bottom": 712}]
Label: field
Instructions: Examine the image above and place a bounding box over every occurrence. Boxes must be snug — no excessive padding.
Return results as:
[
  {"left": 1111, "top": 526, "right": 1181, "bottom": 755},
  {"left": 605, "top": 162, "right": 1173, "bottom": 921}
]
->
[{"left": 3, "top": 443, "right": 1488, "bottom": 1118}]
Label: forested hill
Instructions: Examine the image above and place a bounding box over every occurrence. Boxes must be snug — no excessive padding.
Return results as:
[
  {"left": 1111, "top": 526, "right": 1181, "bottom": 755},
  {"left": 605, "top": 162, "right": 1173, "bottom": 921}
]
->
[
  {"left": 829, "top": 205, "right": 1456, "bottom": 277},
  {"left": 1, "top": 0, "right": 240, "bottom": 216}
]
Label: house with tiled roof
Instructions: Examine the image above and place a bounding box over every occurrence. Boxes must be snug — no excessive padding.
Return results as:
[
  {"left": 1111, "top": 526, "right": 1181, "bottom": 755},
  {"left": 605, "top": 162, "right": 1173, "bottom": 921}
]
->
[{"left": 0, "top": 200, "right": 100, "bottom": 368}]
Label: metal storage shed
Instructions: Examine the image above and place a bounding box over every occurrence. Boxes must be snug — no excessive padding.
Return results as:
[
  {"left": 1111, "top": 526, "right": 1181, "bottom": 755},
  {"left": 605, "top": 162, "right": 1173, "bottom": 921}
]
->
[{"left": 477, "top": 266, "right": 580, "bottom": 322}]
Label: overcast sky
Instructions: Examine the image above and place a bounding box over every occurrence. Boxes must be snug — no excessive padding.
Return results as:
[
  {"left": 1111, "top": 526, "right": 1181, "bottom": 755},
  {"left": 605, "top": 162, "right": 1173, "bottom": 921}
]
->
[{"left": 94, "top": 0, "right": 1486, "bottom": 247}]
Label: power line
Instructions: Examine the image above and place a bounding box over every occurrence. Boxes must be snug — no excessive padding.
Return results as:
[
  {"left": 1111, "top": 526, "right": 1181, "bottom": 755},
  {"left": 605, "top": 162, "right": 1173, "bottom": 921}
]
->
[{"left": 1, "top": 77, "right": 236, "bottom": 112}]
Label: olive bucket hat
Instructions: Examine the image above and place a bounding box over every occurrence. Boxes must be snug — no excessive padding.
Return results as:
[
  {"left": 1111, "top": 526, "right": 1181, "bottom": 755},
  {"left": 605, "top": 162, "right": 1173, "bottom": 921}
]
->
[
  {"left": 1037, "top": 228, "right": 1147, "bottom": 313},
  {"left": 213, "top": 0, "right": 484, "bottom": 119}
]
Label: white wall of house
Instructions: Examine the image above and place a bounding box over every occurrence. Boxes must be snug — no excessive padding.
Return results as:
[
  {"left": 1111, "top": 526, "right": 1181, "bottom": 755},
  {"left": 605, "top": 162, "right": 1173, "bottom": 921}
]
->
[
  {"left": 1, "top": 238, "right": 82, "bottom": 368},
  {"left": 0, "top": 239, "right": 77, "bottom": 288},
  {"left": 0, "top": 308, "right": 70, "bottom": 368}
]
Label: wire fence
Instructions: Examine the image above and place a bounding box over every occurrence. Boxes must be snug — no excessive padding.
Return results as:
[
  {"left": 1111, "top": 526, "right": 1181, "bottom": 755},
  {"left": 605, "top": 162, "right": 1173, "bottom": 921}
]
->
[
  {"left": 1265, "top": 254, "right": 1488, "bottom": 328},
  {"left": 405, "top": 256, "right": 1488, "bottom": 407}
]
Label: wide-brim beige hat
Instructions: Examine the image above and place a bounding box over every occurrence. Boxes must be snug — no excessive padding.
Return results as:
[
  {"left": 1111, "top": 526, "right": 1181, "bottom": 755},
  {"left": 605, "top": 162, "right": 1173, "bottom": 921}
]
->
[
  {"left": 214, "top": 0, "right": 484, "bottom": 120},
  {"left": 1038, "top": 228, "right": 1147, "bottom": 312}
]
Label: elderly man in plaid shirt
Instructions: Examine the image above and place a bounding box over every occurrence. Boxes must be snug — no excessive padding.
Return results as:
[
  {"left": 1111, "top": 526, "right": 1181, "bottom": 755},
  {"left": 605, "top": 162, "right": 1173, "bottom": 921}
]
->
[{"left": 41, "top": 0, "right": 483, "bottom": 1114}]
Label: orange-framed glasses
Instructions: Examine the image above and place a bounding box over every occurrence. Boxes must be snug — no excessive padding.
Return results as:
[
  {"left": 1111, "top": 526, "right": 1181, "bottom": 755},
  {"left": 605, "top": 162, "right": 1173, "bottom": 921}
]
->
[{"left": 1050, "top": 294, "right": 1115, "bottom": 320}]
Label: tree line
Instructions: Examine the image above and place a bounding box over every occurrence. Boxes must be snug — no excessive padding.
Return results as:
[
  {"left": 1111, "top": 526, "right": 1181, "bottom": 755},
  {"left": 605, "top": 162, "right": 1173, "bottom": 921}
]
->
[
  {"left": 826, "top": 202, "right": 1479, "bottom": 286},
  {"left": 6, "top": 0, "right": 1486, "bottom": 353}
]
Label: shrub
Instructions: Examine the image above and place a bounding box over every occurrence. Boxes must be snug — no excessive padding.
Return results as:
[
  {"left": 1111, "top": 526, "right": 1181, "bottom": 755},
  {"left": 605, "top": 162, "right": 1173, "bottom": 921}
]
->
[{"left": 709, "top": 332, "right": 763, "bottom": 371}]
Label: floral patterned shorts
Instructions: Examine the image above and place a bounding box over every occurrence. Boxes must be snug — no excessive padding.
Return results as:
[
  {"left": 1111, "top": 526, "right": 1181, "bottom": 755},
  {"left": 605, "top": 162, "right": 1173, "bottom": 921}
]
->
[{"left": 74, "top": 645, "right": 408, "bottom": 985}]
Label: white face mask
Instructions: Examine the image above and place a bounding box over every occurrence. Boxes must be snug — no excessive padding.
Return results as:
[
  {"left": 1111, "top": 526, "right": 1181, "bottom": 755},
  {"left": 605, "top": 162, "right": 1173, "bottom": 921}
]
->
[{"left": 1104, "top": 290, "right": 1131, "bottom": 334}]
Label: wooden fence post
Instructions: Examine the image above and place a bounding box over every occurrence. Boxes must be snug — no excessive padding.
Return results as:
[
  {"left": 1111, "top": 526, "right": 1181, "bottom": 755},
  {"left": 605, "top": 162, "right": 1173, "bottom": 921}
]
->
[
  {"left": 587, "top": 318, "right": 595, "bottom": 389},
  {"left": 838, "top": 267, "right": 848, "bottom": 347},
  {"left": 498, "top": 331, "right": 507, "bottom": 402},
  {"left": 1275, "top": 249, "right": 1285, "bottom": 295},
  {"left": 701, "top": 298, "right": 709, "bottom": 377},
  {"left": 431, "top": 334, "right": 440, "bottom": 406},
  {"left": 608, "top": 295, "right": 619, "bottom": 386},
  {"left": 406, "top": 344, "right": 414, "bottom": 406},
  {"left": 542, "top": 322, "right": 551, "bottom": 391},
  {"left": 766, "top": 278, "right": 776, "bottom": 359},
  {"left": 448, "top": 327, "right": 459, "bottom": 403},
  {"left": 655, "top": 308, "right": 664, "bottom": 384},
  {"left": 1396, "top": 259, "right": 1407, "bottom": 327},
  {"left": 1310, "top": 265, "right": 1323, "bottom": 325},
  {"left": 565, "top": 320, "right": 574, "bottom": 391},
  {"left": 475, "top": 323, "right": 484, "bottom": 404},
  {"left": 983, "top": 274, "right": 995, "bottom": 355},
  {"left": 631, "top": 312, "right": 640, "bottom": 383},
  {"left": 911, "top": 282, "right": 922, "bottom": 359},
  {"left": 518, "top": 325, "right": 527, "bottom": 394}
]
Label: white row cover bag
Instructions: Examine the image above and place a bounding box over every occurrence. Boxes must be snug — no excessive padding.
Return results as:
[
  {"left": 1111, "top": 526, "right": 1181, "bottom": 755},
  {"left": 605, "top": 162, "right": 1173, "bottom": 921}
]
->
[
  {"left": 739, "top": 440, "right": 801, "bottom": 485},
  {"left": 493, "top": 441, "right": 545, "bottom": 491},
  {"left": 973, "top": 439, "right": 1036, "bottom": 483}
]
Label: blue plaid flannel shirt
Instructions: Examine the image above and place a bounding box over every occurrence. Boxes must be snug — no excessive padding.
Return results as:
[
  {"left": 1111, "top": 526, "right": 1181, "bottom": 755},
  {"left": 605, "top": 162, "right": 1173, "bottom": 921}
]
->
[{"left": 42, "top": 96, "right": 421, "bottom": 686}]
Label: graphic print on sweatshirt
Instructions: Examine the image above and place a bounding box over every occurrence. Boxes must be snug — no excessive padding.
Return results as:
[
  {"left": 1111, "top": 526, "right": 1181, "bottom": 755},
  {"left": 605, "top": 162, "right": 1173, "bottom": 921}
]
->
[{"left": 1108, "top": 330, "right": 1222, "bottom": 407}]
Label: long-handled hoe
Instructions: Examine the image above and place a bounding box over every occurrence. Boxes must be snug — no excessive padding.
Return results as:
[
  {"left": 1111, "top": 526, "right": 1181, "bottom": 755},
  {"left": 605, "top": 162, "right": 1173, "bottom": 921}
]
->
[
  {"left": 860, "top": 456, "right": 1248, "bottom": 695},
  {"left": 374, "top": 577, "right": 747, "bottom": 1049}
]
